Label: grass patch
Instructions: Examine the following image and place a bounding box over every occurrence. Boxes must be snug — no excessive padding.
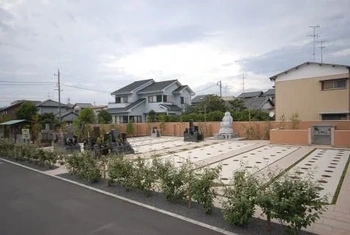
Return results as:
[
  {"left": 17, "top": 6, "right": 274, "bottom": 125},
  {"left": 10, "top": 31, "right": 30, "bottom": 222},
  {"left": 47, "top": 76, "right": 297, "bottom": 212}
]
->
[{"left": 331, "top": 153, "right": 350, "bottom": 204}]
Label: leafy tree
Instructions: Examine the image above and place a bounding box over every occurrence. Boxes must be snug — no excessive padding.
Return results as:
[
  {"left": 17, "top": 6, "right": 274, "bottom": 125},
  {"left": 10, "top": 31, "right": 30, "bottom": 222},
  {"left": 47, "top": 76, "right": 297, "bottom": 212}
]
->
[
  {"left": 97, "top": 110, "right": 112, "bottom": 124},
  {"left": 147, "top": 110, "right": 157, "bottom": 122},
  {"left": 228, "top": 98, "right": 247, "bottom": 112},
  {"left": 73, "top": 108, "right": 95, "bottom": 139},
  {"left": 195, "top": 95, "right": 226, "bottom": 113},
  {"left": 16, "top": 101, "right": 38, "bottom": 120},
  {"left": 38, "top": 113, "right": 59, "bottom": 129}
]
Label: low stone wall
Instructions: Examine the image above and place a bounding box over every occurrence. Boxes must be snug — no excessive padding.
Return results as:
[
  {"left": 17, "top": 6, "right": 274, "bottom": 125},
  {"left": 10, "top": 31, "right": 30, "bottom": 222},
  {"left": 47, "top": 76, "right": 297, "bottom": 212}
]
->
[
  {"left": 270, "top": 129, "right": 309, "bottom": 145},
  {"left": 334, "top": 130, "right": 350, "bottom": 148}
]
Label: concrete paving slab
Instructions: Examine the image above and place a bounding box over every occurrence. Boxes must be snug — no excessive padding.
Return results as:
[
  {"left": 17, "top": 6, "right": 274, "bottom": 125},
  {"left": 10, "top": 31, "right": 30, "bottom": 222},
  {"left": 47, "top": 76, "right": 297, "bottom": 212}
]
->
[
  {"left": 207, "top": 145, "right": 299, "bottom": 183},
  {"left": 286, "top": 149, "right": 350, "bottom": 203},
  {"left": 157, "top": 141, "right": 257, "bottom": 168}
]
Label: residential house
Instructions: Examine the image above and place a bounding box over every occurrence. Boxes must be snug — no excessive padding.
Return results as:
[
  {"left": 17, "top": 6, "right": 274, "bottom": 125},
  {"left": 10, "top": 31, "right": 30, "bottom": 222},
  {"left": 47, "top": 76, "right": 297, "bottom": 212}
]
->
[
  {"left": 0, "top": 100, "right": 40, "bottom": 120},
  {"left": 36, "top": 99, "right": 71, "bottom": 115},
  {"left": 269, "top": 62, "right": 350, "bottom": 120},
  {"left": 237, "top": 91, "right": 263, "bottom": 99},
  {"left": 262, "top": 89, "right": 275, "bottom": 102},
  {"left": 191, "top": 94, "right": 213, "bottom": 106},
  {"left": 236, "top": 91, "right": 274, "bottom": 113},
  {"left": 73, "top": 103, "right": 94, "bottom": 113},
  {"left": 242, "top": 96, "right": 275, "bottom": 113},
  {"left": 108, "top": 79, "right": 195, "bottom": 123}
]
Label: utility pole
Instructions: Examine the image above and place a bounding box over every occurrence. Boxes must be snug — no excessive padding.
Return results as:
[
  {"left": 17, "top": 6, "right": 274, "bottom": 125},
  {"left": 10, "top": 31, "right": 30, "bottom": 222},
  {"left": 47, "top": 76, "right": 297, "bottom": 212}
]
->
[
  {"left": 242, "top": 73, "right": 246, "bottom": 94},
  {"left": 319, "top": 40, "right": 326, "bottom": 63},
  {"left": 217, "top": 80, "right": 222, "bottom": 97},
  {"left": 308, "top": 25, "right": 320, "bottom": 62},
  {"left": 54, "top": 69, "right": 61, "bottom": 123}
]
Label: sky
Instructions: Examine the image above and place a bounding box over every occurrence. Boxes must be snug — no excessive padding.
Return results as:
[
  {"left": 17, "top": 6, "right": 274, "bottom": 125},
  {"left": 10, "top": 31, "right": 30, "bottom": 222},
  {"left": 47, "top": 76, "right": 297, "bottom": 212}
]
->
[{"left": 1, "top": 0, "right": 350, "bottom": 107}]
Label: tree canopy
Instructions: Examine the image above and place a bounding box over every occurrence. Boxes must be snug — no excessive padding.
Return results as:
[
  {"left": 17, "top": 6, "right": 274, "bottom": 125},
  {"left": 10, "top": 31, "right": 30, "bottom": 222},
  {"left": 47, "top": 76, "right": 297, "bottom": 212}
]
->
[
  {"left": 194, "top": 95, "right": 226, "bottom": 113},
  {"left": 97, "top": 110, "right": 112, "bottom": 124},
  {"left": 16, "top": 101, "right": 38, "bottom": 120}
]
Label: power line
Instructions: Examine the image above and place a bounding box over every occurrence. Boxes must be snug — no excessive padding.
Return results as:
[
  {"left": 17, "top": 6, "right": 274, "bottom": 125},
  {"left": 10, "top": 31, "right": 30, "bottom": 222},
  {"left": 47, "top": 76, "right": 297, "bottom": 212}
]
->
[
  {"left": 195, "top": 84, "right": 218, "bottom": 94},
  {"left": 62, "top": 84, "right": 110, "bottom": 93}
]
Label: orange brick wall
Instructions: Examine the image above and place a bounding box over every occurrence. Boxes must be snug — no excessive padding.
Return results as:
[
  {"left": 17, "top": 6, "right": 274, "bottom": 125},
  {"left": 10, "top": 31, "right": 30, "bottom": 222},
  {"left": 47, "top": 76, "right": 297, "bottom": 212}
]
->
[
  {"left": 270, "top": 129, "right": 309, "bottom": 145},
  {"left": 334, "top": 130, "right": 350, "bottom": 148},
  {"left": 93, "top": 120, "right": 350, "bottom": 140}
]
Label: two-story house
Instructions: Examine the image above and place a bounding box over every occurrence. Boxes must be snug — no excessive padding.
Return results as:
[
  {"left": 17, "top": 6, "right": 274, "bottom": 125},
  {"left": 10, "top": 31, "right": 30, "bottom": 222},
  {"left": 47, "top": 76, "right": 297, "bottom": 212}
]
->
[
  {"left": 270, "top": 62, "right": 350, "bottom": 120},
  {"left": 108, "top": 79, "right": 195, "bottom": 123}
]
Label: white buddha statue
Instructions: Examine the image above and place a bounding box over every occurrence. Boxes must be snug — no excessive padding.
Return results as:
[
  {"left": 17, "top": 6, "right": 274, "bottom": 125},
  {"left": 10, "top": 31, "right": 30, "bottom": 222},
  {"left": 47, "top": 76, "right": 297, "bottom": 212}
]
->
[{"left": 219, "top": 111, "right": 234, "bottom": 134}]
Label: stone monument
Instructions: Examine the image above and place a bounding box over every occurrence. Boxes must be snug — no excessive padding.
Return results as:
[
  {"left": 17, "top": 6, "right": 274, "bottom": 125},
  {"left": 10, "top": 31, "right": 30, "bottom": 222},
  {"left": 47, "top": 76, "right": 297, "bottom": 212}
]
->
[{"left": 215, "top": 111, "right": 237, "bottom": 139}]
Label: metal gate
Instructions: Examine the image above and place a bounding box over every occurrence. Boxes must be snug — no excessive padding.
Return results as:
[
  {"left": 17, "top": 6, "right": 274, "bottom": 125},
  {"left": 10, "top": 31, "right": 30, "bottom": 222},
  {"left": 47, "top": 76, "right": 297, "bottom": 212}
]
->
[{"left": 311, "top": 124, "right": 335, "bottom": 145}]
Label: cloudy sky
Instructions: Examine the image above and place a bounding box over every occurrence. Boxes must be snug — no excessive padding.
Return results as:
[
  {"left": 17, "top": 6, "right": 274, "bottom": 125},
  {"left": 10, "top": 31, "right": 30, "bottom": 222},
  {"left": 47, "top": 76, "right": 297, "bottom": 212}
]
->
[{"left": 1, "top": 0, "right": 349, "bottom": 107}]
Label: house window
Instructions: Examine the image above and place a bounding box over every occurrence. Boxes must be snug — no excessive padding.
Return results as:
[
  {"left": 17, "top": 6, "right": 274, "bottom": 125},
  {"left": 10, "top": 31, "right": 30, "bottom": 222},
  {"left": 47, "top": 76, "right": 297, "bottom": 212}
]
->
[
  {"left": 321, "top": 114, "right": 347, "bottom": 120},
  {"left": 115, "top": 96, "right": 128, "bottom": 103},
  {"left": 163, "top": 95, "right": 167, "bottom": 102},
  {"left": 148, "top": 95, "right": 162, "bottom": 103},
  {"left": 321, "top": 79, "right": 347, "bottom": 90},
  {"left": 122, "top": 96, "right": 128, "bottom": 103},
  {"left": 181, "top": 97, "right": 184, "bottom": 104}
]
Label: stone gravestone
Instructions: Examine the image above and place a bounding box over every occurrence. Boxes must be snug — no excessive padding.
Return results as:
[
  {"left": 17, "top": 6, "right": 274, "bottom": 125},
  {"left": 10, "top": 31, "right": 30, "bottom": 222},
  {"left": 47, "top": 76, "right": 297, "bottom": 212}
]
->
[
  {"left": 151, "top": 127, "right": 161, "bottom": 137},
  {"left": 214, "top": 111, "right": 237, "bottom": 139}
]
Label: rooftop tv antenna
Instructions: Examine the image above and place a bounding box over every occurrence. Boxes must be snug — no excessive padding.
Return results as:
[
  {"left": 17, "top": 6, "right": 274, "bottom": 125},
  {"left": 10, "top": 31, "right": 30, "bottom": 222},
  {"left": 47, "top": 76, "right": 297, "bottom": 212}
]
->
[
  {"left": 319, "top": 40, "right": 326, "bottom": 63},
  {"left": 308, "top": 25, "right": 320, "bottom": 62}
]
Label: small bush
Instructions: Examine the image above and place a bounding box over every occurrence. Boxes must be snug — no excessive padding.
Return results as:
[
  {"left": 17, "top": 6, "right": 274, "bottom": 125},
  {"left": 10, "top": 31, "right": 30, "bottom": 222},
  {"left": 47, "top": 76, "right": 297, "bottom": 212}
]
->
[
  {"left": 155, "top": 159, "right": 193, "bottom": 202},
  {"left": 190, "top": 166, "right": 222, "bottom": 214},
  {"left": 66, "top": 151, "right": 101, "bottom": 183},
  {"left": 260, "top": 174, "right": 327, "bottom": 235},
  {"left": 223, "top": 170, "right": 259, "bottom": 226},
  {"left": 108, "top": 155, "right": 134, "bottom": 189}
]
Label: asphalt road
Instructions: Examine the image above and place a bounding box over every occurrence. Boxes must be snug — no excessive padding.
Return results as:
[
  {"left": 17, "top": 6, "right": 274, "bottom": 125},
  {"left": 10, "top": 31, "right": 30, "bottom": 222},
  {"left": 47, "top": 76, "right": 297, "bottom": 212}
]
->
[{"left": 0, "top": 159, "right": 222, "bottom": 235}]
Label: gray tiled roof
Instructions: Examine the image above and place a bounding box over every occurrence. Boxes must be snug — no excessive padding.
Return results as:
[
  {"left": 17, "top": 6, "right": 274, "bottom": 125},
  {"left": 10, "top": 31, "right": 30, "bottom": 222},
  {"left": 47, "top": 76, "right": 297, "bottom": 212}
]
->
[
  {"left": 137, "top": 80, "right": 177, "bottom": 93},
  {"left": 159, "top": 104, "right": 183, "bottom": 112},
  {"left": 237, "top": 91, "right": 263, "bottom": 99},
  {"left": 262, "top": 89, "right": 275, "bottom": 97},
  {"left": 172, "top": 85, "right": 187, "bottom": 93},
  {"left": 36, "top": 99, "right": 68, "bottom": 108},
  {"left": 73, "top": 103, "right": 93, "bottom": 109},
  {"left": 243, "top": 97, "right": 274, "bottom": 110},
  {"left": 191, "top": 94, "right": 212, "bottom": 104},
  {"left": 108, "top": 98, "right": 146, "bottom": 114},
  {"left": 111, "top": 79, "right": 154, "bottom": 95}
]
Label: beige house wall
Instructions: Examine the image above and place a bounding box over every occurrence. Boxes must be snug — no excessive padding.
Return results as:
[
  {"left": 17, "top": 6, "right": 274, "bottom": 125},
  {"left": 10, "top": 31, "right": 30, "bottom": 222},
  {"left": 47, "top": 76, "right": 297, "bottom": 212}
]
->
[{"left": 275, "top": 73, "right": 350, "bottom": 121}]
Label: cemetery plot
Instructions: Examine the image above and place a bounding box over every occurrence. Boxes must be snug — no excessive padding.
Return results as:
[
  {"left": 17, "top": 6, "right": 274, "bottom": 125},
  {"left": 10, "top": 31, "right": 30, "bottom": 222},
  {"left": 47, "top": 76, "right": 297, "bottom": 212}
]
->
[
  {"left": 132, "top": 139, "right": 192, "bottom": 154},
  {"left": 157, "top": 141, "right": 256, "bottom": 167},
  {"left": 285, "top": 148, "right": 350, "bottom": 203},
  {"left": 128, "top": 136, "right": 180, "bottom": 147},
  {"left": 207, "top": 145, "right": 299, "bottom": 184}
]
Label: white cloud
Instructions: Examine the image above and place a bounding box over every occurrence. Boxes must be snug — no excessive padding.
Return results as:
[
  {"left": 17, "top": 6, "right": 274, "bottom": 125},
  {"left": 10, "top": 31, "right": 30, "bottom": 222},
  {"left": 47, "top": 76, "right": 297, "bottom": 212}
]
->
[{"left": 108, "top": 42, "right": 240, "bottom": 88}]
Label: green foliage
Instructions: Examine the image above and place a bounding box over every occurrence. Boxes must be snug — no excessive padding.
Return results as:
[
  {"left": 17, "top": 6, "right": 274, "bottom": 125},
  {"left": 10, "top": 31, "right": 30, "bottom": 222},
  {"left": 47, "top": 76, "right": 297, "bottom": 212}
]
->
[
  {"left": 195, "top": 95, "right": 226, "bottom": 113},
  {"left": 66, "top": 151, "right": 101, "bottom": 183},
  {"left": 0, "top": 139, "right": 58, "bottom": 168},
  {"left": 108, "top": 156, "right": 157, "bottom": 195},
  {"left": 207, "top": 111, "right": 224, "bottom": 121},
  {"left": 223, "top": 170, "right": 259, "bottom": 226},
  {"left": 154, "top": 159, "right": 193, "bottom": 202},
  {"left": 190, "top": 166, "right": 222, "bottom": 214},
  {"left": 38, "top": 113, "right": 60, "bottom": 129},
  {"left": 126, "top": 121, "right": 135, "bottom": 136},
  {"left": 74, "top": 107, "right": 95, "bottom": 139},
  {"left": 15, "top": 101, "right": 38, "bottom": 120},
  {"left": 228, "top": 99, "right": 247, "bottom": 112},
  {"left": 147, "top": 110, "right": 157, "bottom": 122},
  {"left": 97, "top": 110, "right": 112, "bottom": 124},
  {"left": 257, "top": 174, "right": 327, "bottom": 235}
]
